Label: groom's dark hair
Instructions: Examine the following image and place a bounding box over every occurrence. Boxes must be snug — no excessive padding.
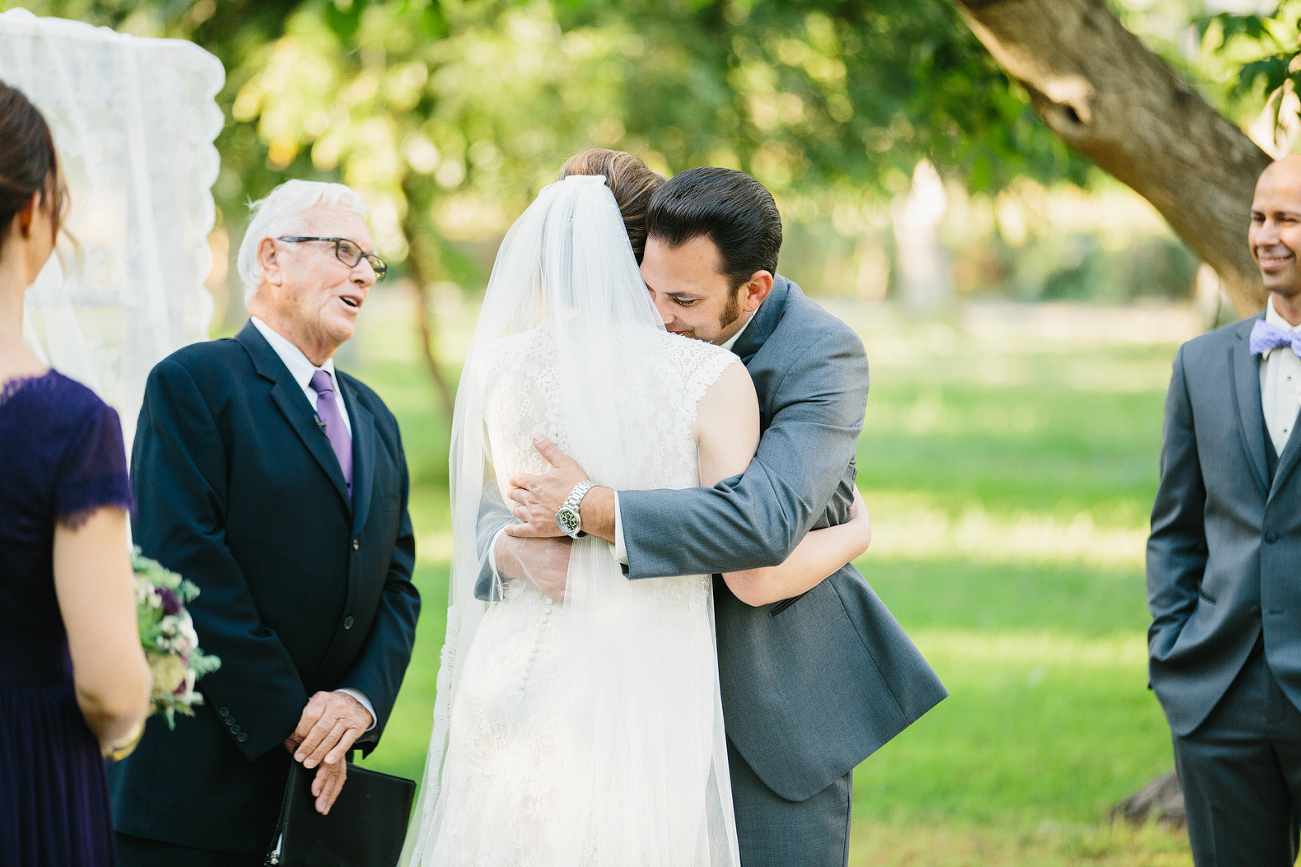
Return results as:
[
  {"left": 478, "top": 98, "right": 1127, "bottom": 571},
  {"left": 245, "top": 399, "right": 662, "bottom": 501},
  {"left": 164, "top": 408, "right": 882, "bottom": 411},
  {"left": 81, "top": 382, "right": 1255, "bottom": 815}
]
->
[{"left": 647, "top": 167, "right": 781, "bottom": 289}]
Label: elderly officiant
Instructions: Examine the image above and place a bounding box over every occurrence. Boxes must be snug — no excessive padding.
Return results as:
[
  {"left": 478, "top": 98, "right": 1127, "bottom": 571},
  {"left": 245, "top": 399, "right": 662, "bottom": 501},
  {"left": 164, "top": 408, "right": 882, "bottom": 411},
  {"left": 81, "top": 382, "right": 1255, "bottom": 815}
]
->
[{"left": 108, "top": 180, "right": 420, "bottom": 867}]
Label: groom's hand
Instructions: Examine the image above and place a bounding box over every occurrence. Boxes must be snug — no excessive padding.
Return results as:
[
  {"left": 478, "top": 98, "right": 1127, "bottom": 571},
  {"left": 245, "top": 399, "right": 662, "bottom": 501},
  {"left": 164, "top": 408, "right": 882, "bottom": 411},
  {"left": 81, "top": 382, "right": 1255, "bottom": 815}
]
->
[
  {"left": 507, "top": 435, "right": 616, "bottom": 543},
  {"left": 287, "top": 691, "right": 373, "bottom": 770}
]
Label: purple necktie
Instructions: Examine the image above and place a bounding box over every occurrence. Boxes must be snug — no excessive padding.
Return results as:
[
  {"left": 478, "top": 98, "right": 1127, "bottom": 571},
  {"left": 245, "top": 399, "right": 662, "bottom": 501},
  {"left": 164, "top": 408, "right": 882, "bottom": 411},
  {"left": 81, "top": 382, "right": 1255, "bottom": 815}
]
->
[
  {"left": 310, "top": 369, "right": 352, "bottom": 490},
  {"left": 1250, "top": 319, "right": 1301, "bottom": 358}
]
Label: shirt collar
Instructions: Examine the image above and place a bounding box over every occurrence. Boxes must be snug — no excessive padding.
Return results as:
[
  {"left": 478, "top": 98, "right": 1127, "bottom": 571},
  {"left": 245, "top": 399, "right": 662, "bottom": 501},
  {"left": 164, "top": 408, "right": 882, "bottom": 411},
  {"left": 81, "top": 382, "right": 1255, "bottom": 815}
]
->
[
  {"left": 719, "top": 306, "right": 758, "bottom": 353},
  {"left": 250, "top": 316, "right": 337, "bottom": 391}
]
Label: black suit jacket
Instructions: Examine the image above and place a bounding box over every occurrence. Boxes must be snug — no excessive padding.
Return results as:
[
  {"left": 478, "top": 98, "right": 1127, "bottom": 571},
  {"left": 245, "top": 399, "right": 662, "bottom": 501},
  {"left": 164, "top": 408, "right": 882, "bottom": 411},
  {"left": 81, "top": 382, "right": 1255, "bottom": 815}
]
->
[{"left": 108, "top": 322, "right": 420, "bottom": 853}]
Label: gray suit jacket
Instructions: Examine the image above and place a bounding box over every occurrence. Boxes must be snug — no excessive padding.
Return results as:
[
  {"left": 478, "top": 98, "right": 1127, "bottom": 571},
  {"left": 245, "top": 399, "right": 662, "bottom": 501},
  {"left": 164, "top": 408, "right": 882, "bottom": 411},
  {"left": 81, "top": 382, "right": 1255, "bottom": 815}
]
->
[
  {"left": 1148, "top": 313, "right": 1301, "bottom": 737},
  {"left": 619, "top": 277, "right": 946, "bottom": 801}
]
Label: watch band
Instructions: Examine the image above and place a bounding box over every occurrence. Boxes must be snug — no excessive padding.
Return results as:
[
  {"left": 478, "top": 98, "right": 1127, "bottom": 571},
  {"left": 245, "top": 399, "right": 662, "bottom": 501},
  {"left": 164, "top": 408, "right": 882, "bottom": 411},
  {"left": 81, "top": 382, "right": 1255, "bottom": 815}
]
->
[
  {"left": 556, "top": 479, "right": 596, "bottom": 538},
  {"left": 563, "top": 480, "right": 596, "bottom": 512}
]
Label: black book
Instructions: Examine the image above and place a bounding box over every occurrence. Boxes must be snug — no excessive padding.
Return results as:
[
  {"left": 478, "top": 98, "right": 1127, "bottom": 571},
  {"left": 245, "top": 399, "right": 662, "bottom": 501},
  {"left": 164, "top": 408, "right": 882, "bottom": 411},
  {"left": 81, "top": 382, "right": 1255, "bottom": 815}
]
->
[{"left": 265, "top": 760, "right": 416, "bottom": 867}]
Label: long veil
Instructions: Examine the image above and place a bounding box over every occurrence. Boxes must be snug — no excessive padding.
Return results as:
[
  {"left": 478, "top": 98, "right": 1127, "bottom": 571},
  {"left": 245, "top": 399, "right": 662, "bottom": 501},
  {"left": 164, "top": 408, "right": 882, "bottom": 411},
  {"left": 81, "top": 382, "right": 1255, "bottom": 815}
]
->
[
  {"left": 402, "top": 176, "right": 739, "bottom": 865},
  {"left": 0, "top": 10, "right": 223, "bottom": 457}
]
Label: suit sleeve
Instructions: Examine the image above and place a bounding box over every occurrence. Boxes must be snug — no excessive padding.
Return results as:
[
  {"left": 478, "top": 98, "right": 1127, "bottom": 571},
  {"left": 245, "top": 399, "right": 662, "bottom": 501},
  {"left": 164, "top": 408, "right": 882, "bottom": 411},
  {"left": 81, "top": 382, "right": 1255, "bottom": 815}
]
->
[
  {"left": 132, "top": 358, "right": 310, "bottom": 760},
  {"left": 1146, "top": 344, "right": 1209, "bottom": 660},
  {"left": 337, "top": 420, "right": 420, "bottom": 746},
  {"left": 618, "top": 328, "right": 870, "bottom": 579}
]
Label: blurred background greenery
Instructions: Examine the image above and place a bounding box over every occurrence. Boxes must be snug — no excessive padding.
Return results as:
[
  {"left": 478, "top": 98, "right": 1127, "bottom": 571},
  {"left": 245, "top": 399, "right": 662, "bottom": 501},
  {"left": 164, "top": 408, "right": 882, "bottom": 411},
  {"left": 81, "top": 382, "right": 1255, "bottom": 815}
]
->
[
  {"left": 8, "top": 0, "right": 1300, "bottom": 336},
  {"left": 8, "top": 0, "right": 1301, "bottom": 862}
]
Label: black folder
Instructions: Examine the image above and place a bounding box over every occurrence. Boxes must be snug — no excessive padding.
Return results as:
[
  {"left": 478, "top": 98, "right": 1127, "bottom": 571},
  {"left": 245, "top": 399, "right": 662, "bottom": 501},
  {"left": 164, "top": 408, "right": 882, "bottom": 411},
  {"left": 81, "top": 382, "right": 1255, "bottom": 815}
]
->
[{"left": 265, "top": 759, "right": 416, "bottom": 866}]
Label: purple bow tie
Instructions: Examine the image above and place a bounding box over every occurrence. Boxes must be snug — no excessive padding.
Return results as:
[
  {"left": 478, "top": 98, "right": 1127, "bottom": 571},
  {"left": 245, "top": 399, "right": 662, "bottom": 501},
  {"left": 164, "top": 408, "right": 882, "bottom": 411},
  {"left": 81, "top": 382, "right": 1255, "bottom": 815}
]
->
[{"left": 1249, "top": 319, "right": 1301, "bottom": 358}]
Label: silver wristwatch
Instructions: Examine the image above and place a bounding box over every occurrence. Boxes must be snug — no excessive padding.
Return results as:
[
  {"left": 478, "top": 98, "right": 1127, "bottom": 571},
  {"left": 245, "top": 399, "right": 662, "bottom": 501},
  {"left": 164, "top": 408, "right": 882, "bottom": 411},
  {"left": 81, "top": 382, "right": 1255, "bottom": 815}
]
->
[{"left": 555, "top": 480, "right": 596, "bottom": 539}]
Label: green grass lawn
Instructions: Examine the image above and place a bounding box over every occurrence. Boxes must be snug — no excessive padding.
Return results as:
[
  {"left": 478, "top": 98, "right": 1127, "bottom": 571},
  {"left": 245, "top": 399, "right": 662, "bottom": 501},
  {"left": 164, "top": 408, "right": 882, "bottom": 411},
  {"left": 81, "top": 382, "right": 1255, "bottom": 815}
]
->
[{"left": 347, "top": 294, "right": 1193, "bottom": 864}]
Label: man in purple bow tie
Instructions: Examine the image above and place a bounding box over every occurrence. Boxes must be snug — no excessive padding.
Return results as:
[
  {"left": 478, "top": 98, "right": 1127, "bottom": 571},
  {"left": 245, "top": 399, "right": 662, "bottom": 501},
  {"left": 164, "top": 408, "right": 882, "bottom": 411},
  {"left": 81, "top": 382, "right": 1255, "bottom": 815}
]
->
[
  {"left": 109, "top": 181, "right": 420, "bottom": 866},
  {"left": 1148, "top": 155, "right": 1301, "bottom": 866}
]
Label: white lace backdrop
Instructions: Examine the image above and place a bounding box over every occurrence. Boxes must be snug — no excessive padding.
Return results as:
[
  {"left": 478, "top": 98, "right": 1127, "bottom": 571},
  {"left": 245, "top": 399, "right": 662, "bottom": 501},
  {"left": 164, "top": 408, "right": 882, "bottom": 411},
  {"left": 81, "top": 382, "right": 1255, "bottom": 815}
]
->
[{"left": 0, "top": 10, "right": 224, "bottom": 457}]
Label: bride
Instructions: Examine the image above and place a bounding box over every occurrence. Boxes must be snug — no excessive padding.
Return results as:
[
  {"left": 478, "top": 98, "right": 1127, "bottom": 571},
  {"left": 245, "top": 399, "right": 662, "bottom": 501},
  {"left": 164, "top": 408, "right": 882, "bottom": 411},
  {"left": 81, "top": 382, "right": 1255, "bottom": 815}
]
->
[{"left": 402, "top": 152, "right": 872, "bottom": 866}]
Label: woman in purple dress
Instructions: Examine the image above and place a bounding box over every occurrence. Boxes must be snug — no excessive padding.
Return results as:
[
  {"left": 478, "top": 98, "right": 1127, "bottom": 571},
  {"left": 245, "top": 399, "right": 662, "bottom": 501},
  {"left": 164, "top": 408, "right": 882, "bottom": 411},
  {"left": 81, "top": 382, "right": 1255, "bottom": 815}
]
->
[{"left": 0, "top": 81, "right": 151, "bottom": 866}]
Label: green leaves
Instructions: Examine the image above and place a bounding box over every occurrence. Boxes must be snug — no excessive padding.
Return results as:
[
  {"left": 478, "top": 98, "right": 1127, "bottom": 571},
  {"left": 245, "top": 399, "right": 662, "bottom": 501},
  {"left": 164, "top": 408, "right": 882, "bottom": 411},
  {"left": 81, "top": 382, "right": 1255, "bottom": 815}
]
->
[
  {"left": 1193, "top": 1, "right": 1301, "bottom": 133},
  {"left": 324, "top": 0, "right": 366, "bottom": 42}
]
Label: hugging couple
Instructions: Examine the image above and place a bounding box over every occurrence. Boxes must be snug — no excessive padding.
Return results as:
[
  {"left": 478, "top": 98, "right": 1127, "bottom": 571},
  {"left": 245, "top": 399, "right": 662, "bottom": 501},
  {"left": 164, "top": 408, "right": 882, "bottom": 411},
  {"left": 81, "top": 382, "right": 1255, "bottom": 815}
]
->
[{"left": 401, "top": 149, "right": 946, "bottom": 866}]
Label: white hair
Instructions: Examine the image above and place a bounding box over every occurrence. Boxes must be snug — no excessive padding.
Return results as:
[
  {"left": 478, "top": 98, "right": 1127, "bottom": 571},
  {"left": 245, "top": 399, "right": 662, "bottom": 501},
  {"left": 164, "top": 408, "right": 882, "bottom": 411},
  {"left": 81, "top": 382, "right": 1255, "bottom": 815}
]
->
[{"left": 237, "top": 180, "right": 370, "bottom": 303}]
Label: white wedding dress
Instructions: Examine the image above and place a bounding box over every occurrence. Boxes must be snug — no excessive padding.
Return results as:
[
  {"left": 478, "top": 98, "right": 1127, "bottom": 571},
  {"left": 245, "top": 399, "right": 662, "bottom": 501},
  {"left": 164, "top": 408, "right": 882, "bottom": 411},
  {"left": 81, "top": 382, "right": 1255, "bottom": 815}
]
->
[{"left": 402, "top": 177, "right": 742, "bottom": 867}]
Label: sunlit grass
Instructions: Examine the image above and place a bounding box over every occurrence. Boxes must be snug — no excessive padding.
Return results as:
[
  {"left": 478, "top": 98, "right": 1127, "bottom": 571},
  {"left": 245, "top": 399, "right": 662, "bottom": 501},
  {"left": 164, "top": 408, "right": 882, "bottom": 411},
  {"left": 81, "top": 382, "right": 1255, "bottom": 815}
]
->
[{"left": 346, "top": 293, "right": 1193, "bottom": 864}]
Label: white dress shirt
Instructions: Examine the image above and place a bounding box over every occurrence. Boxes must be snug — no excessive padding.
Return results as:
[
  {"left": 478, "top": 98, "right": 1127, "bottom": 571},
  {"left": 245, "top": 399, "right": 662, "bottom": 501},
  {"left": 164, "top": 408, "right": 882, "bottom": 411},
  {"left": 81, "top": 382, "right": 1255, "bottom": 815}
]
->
[
  {"left": 1259, "top": 296, "right": 1301, "bottom": 459},
  {"left": 249, "top": 317, "right": 374, "bottom": 730}
]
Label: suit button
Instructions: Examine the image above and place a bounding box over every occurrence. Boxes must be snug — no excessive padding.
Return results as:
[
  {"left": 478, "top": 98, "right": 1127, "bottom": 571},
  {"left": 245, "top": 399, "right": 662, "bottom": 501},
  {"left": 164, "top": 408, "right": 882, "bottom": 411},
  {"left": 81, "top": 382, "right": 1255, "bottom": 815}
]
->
[
  {"left": 1252, "top": 605, "right": 1262, "bottom": 615},
  {"left": 231, "top": 725, "right": 241, "bottom": 734},
  {"left": 343, "top": 616, "right": 354, "bottom": 629},
  {"left": 1266, "top": 531, "right": 1279, "bottom": 543},
  {"left": 237, "top": 733, "right": 248, "bottom": 743},
  {"left": 218, "top": 707, "right": 229, "bottom": 716},
  {"left": 352, "top": 538, "right": 360, "bottom": 551}
]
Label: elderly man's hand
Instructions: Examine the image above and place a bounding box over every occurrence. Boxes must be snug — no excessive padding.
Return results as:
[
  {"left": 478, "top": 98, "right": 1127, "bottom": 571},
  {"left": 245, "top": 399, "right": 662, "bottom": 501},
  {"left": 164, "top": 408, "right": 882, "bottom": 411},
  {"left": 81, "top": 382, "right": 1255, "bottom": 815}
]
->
[
  {"left": 505, "top": 435, "right": 592, "bottom": 539},
  {"left": 495, "top": 533, "right": 572, "bottom": 600},
  {"left": 309, "top": 753, "right": 347, "bottom": 815},
  {"left": 286, "top": 690, "right": 373, "bottom": 771}
]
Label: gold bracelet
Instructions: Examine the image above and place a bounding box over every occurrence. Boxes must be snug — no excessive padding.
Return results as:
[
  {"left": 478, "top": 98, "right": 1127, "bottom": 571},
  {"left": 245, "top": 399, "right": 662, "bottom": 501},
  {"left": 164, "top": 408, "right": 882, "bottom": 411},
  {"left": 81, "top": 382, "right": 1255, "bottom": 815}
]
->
[{"left": 102, "top": 717, "right": 146, "bottom": 762}]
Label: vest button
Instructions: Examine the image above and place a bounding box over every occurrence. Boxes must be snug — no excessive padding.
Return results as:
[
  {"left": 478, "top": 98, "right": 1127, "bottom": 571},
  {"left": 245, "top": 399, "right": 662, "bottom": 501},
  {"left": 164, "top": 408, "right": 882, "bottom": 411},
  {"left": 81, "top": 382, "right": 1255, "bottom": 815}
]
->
[
  {"left": 1266, "top": 531, "right": 1279, "bottom": 544},
  {"left": 352, "top": 538, "right": 360, "bottom": 551},
  {"left": 343, "top": 616, "right": 354, "bottom": 629}
]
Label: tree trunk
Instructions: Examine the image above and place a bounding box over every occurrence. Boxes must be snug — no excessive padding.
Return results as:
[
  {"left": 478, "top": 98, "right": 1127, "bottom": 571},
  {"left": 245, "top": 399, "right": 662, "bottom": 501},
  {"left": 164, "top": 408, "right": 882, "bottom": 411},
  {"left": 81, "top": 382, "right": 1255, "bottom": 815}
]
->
[
  {"left": 400, "top": 183, "right": 457, "bottom": 423},
  {"left": 948, "top": 0, "right": 1272, "bottom": 315}
]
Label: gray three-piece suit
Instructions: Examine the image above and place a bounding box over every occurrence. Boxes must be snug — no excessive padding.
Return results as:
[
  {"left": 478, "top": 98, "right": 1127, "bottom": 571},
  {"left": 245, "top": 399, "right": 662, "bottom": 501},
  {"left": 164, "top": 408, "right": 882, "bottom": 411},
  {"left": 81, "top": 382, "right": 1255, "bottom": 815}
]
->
[{"left": 1148, "top": 313, "right": 1301, "bottom": 865}]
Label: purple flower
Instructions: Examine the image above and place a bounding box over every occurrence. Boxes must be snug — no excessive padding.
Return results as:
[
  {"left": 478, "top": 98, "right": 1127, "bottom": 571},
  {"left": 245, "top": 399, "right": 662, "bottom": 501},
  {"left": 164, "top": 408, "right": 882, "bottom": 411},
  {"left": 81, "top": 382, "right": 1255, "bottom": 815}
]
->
[{"left": 158, "top": 587, "right": 182, "bottom": 616}]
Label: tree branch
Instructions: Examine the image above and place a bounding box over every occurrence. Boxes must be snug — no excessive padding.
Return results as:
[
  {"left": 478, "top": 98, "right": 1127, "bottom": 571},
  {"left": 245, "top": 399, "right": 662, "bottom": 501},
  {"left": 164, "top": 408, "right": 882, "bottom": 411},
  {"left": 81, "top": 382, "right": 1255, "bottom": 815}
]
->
[{"left": 949, "top": 0, "right": 1271, "bottom": 314}]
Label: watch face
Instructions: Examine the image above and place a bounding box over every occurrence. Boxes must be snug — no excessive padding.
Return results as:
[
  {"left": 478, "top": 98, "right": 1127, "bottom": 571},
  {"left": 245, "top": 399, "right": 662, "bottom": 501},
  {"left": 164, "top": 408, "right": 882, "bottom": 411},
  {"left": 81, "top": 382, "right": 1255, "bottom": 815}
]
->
[{"left": 556, "top": 508, "right": 581, "bottom": 536}]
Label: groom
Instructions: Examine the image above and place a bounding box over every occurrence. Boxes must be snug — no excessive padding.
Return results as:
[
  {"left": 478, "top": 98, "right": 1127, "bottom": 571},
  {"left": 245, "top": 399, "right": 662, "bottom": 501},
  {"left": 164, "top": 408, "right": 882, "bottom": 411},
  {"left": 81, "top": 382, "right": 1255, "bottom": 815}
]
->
[{"left": 502, "top": 166, "right": 946, "bottom": 865}]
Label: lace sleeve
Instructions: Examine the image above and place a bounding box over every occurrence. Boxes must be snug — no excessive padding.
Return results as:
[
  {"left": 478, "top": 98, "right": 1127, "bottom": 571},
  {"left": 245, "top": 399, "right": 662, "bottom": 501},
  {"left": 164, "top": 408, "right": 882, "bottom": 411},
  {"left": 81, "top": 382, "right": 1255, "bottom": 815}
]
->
[
  {"left": 681, "top": 342, "right": 741, "bottom": 413},
  {"left": 54, "top": 401, "right": 133, "bottom": 529}
]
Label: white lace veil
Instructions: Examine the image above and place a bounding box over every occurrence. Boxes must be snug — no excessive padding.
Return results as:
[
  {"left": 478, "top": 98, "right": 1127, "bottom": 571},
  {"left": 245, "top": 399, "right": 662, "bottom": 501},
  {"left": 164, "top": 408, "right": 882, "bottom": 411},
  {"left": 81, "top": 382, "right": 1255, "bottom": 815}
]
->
[
  {"left": 403, "top": 176, "right": 740, "bottom": 865},
  {"left": 0, "top": 10, "right": 223, "bottom": 457}
]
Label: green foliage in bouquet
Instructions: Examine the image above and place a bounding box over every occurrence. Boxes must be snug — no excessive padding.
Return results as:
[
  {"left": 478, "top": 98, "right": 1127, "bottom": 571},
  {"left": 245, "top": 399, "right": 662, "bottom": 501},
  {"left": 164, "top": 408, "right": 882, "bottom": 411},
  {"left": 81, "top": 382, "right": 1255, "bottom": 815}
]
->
[{"left": 131, "top": 549, "right": 221, "bottom": 729}]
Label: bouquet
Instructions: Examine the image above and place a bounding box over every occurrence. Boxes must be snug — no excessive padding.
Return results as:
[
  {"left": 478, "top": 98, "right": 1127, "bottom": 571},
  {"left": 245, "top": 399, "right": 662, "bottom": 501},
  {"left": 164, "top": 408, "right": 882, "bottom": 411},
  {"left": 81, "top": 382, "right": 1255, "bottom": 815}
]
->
[{"left": 131, "top": 549, "right": 221, "bottom": 728}]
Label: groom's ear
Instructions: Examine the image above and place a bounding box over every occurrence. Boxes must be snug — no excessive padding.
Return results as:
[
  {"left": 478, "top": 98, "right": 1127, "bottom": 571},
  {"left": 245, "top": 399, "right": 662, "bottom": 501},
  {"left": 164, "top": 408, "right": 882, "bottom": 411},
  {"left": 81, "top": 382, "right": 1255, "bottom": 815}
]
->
[{"left": 740, "top": 271, "right": 774, "bottom": 313}]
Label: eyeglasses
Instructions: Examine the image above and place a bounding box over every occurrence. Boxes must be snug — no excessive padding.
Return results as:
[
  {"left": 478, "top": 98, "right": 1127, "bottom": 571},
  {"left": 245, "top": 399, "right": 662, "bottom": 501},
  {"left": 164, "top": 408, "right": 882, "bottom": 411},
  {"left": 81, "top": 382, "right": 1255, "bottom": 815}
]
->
[{"left": 278, "top": 236, "right": 388, "bottom": 282}]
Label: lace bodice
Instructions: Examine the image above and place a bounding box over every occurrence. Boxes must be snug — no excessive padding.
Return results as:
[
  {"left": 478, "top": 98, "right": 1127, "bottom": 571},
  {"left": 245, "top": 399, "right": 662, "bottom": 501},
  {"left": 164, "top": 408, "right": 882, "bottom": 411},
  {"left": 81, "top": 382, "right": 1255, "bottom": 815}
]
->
[
  {"left": 483, "top": 324, "right": 737, "bottom": 496},
  {"left": 414, "top": 325, "right": 743, "bottom": 867}
]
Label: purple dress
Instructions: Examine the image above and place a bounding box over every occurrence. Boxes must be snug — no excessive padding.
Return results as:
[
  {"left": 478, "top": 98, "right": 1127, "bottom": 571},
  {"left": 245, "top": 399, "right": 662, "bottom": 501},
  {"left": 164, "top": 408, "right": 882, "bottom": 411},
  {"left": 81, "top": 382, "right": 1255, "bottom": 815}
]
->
[{"left": 0, "top": 371, "right": 134, "bottom": 867}]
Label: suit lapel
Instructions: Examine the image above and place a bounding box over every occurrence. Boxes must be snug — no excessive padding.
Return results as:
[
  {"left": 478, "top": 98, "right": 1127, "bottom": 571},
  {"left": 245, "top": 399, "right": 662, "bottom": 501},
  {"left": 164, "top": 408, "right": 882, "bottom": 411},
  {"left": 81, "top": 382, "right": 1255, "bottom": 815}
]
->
[
  {"left": 732, "top": 276, "right": 791, "bottom": 363},
  {"left": 236, "top": 322, "right": 352, "bottom": 510},
  {"left": 340, "top": 377, "right": 375, "bottom": 536},
  {"left": 1229, "top": 315, "right": 1270, "bottom": 500}
]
